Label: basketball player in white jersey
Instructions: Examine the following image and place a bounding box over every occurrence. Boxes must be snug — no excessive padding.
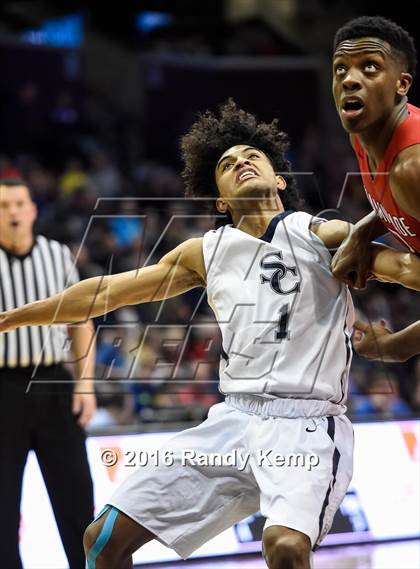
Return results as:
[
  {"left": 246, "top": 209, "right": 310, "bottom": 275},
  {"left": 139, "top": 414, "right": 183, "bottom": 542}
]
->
[{"left": 1, "top": 101, "right": 419, "bottom": 569}]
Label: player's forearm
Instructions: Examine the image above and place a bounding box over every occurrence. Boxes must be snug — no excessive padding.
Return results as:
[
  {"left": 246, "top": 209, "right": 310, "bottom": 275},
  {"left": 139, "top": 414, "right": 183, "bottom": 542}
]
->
[
  {"left": 2, "top": 263, "right": 198, "bottom": 331},
  {"left": 3, "top": 275, "right": 114, "bottom": 328},
  {"left": 370, "top": 244, "right": 420, "bottom": 291},
  {"left": 381, "top": 321, "right": 420, "bottom": 362},
  {"left": 352, "top": 211, "right": 387, "bottom": 242}
]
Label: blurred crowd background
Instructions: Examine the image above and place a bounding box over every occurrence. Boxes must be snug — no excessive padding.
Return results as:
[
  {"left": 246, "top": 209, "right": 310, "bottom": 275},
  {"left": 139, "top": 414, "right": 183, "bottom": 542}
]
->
[{"left": 1, "top": 0, "right": 419, "bottom": 428}]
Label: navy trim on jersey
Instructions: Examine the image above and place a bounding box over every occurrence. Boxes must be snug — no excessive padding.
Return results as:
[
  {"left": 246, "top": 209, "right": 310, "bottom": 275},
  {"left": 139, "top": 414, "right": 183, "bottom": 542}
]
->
[
  {"left": 221, "top": 347, "right": 229, "bottom": 364},
  {"left": 315, "top": 417, "right": 341, "bottom": 549},
  {"left": 259, "top": 210, "right": 293, "bottom": 243},
  {"left": 338, "top": 332, "right": 352, "bottom": 404},
  {"left": 326, "top": 416, "right": 335, "bottom": 440}
]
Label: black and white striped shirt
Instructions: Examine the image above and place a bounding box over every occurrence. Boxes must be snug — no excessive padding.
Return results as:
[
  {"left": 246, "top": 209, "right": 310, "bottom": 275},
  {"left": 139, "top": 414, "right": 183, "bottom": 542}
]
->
[{"left": 0, "top": 235, "right": 79, "bottom": 368}]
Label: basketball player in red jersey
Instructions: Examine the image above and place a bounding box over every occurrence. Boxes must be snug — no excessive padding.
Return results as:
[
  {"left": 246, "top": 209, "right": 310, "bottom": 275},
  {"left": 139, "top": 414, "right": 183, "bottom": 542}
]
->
[{"left": 331, "top": 16, "right": 420, "bottom": 362}]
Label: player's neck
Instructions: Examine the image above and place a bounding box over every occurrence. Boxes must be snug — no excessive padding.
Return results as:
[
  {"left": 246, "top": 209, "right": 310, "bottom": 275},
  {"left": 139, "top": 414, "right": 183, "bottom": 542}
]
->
[
  {"left": 231, "top": 195, "right": 285, "bottom": 238},
  {"left": 357, "top": 99, "right": 408, "bottom": 171}
]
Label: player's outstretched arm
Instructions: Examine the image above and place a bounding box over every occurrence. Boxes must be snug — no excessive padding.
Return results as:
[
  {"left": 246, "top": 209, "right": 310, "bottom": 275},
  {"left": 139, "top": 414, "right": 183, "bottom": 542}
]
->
[
  {"left": 0, "top": 238, "right": 205, "bottom": 333},
  {"left": 353, "top": 319, "right": 420, "bottom": 363},
  {"left": 311, "top": 221, "right": 420, "bottom": 291},
  {"left": 354, "top": 243, "right": 420, "bottom": 362},
  {"left": 369, "top": 243, "right": 420, "bottom": 291}
]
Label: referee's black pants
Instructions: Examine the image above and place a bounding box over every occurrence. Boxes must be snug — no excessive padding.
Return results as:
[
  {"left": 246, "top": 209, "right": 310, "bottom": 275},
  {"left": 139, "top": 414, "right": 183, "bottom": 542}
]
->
[{"left": 0, "top": 365, "right": 94, "bottom": 569}]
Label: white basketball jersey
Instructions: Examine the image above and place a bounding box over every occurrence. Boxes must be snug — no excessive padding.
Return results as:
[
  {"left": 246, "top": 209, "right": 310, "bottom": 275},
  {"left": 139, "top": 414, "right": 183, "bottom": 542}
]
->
[{"left": 202, "top": 211, "right": 354, "bottom": 405}]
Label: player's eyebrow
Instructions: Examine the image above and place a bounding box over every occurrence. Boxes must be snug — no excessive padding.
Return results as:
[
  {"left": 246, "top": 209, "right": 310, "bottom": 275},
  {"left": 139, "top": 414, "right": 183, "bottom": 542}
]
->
[{"left": 216, "top": 147, "right": 260, "bottom": 172}]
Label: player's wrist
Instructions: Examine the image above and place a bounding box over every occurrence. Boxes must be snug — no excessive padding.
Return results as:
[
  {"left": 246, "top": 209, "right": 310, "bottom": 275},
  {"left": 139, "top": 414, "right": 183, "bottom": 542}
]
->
[
  {"left": 380, "top": 333, "right": 408, "bottom": 363},
  {"left": 355, "top": 212, "right": 386, "bottom": 243},
  {"left": 352, "top": 222, "right": 373, "bottom": 243},
  {"left": 395, "top": 323, "right": 420, "bottom": 361},
  {"left": 74, "top": 378, "right": 95, "bottom": 393}
]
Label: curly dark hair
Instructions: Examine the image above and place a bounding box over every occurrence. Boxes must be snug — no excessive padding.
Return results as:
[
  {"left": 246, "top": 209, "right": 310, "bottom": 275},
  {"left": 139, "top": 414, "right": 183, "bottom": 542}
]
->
[
  {"left": 334, "top": 16, "right": 417, "bottom": 78},
  {"left": 180, "top": 99, "right": 300, "bottom": 226}
]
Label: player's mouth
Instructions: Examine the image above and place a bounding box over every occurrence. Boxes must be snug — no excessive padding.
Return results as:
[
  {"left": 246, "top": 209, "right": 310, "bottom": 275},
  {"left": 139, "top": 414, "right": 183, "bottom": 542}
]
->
[
  {"left": 236, "top": 167, "right": 259, "bottom": 185},
  {"left": 341, "top": 96, "right": 365, "bottom": 119},
  {"left": 10, "top": 220, "right": 20, "bottom": 228}
]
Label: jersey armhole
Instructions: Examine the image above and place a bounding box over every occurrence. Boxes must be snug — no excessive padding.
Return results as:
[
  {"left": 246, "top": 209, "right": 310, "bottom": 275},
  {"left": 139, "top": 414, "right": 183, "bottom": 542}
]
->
[
  {"left": 202, "top": 229, "right": 220, "bottom": 278},
  {"left": 305, "top": 216, "right": 333, "bottom": 262}
]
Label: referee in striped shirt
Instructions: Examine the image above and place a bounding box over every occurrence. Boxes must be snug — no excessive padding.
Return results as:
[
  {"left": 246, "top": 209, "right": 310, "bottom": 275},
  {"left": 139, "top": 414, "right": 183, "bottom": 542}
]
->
[{"left": 0, "top": 178, "right": 96, "bottom": 568}]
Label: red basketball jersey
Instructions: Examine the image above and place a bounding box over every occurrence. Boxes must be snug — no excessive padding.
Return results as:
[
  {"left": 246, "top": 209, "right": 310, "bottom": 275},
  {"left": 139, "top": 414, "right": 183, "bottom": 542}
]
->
[{"left": 352, "top": 103, "right": 420, "bottom": 252}]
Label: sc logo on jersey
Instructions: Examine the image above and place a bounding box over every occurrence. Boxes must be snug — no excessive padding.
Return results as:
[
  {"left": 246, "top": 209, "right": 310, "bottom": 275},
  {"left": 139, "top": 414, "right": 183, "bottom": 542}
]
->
[{"left": 259, "top": 252, "right": 300, "bottom": 295}]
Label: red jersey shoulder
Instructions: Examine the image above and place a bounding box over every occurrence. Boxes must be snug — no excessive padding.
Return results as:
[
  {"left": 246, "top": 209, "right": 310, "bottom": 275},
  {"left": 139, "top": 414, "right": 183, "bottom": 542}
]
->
[
  {"left": 353, "top": 103, "right": 420, "bottom": 161},
  {"left": 352, "top": 104, "right": 420, "bottom": 253},
  {"left": 386, "top": 104, "right": 420, "bottom": 159}
]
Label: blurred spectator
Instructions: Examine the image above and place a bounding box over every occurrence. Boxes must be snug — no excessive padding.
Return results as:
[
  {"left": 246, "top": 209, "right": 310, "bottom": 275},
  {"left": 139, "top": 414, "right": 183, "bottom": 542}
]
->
[
  {"left": 88, "top": 150, "right": 122, "bottom": 198},
  {"left": 0, "top": 155, "right": 21, "bottom": 178},
  {"left": 352, "top": 371, "right": 413, "bottom": 418},
  {"left": 412, "top": 359, "right": 420, "bottom": 414},
  {"left": 50, "top": 90, "right": 79, "bottom": 126},
  {"left": 59, "top": 157, "right": 93, "bottom": 196},
  {"left": 109, "top": 200, "right": 143, "bottom": 249},
  {"left": 9, "top": 82, "right": 46, "bottom": 154},
  {"left": 70, "top": 244, "right": 104, "bottom": 280}
]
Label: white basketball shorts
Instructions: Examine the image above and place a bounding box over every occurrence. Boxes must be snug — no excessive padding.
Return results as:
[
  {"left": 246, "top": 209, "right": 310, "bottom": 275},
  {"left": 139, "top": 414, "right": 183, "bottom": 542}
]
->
[{"left": 109, "top": 395, "right": 354, "bottom": 559}]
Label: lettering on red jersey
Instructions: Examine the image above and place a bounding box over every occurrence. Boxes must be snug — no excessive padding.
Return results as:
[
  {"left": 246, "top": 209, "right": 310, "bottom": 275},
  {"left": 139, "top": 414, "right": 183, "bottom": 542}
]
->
[{"left": 365, "top": 192, "right": 417, "bottom": 238}]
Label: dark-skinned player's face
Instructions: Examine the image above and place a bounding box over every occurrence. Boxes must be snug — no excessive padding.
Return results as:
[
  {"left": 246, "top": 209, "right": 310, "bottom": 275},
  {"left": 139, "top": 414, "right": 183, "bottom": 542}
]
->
[
  {"left": 214, "top": 145, "right": 286, "bottom": 214},
  {"left": 332, "top": 37, "right": 413, "bottom": 134}
]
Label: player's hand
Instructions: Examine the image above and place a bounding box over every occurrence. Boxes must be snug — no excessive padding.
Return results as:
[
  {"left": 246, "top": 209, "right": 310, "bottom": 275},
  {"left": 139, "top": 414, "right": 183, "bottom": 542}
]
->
[
  {"left": 331, "top": 232, "right": 372, "bottom": 289},
  {"left": 352, "top": 319, "right": 400, "bottom": 362},
  {"left": 0, "top": 312, "right": 17, "bottom": 334},
  {"left": 72, "top": 392, "right": 97, "bottom": 428}
]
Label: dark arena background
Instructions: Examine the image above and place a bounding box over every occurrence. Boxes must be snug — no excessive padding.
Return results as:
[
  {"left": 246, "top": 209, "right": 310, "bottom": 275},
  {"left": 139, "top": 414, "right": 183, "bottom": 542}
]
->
[{"left": 0, "top": 1, "right": 419, "bottom": 568}]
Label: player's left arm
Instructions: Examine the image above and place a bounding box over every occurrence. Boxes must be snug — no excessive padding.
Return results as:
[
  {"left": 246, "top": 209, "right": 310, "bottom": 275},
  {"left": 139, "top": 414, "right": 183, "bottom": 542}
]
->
[
  {"left": 353, "top": 319, "right": 420, "bottom": 363},
  {"left": 368, "top": 243, "right": 420, "bottom": 291},
  {"left": 390, "top": 146, "right": 420, "bottom": 221},
  {"left": 310, "top": 220, "right": 352, "bottom": 249},
  {"left": 311, "top": 220, "right": 420, "bottom": 291}
]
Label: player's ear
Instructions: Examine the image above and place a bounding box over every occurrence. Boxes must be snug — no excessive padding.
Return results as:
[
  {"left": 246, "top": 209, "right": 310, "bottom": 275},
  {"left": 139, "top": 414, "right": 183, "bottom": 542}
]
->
[
  {"left": 216, "top": 196, "right": 228, "bottom": 213},
  {"left": 276, "top": 175, "right": 287, "bottom": 192},
  {"left": 396, "top": 72, "right": 413, "bottom": 96}
]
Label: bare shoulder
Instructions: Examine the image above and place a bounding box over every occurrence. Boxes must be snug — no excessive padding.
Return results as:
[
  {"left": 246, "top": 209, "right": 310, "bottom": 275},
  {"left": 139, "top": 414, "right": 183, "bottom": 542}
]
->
[
  {"left": 390, "top": 144, "right": 420, "bottom": 220},
  {"left": 392, "top": 144, "right": 420, "bottom": 180},
  {"left": 159, "top": 238, "right": 206, "bottom": 286}
]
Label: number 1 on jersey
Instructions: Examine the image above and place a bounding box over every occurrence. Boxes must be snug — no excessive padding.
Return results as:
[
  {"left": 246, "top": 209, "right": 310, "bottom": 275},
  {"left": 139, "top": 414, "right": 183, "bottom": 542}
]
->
[{"left": 276, "top": 304, "right": 289, "bottom": 341}]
